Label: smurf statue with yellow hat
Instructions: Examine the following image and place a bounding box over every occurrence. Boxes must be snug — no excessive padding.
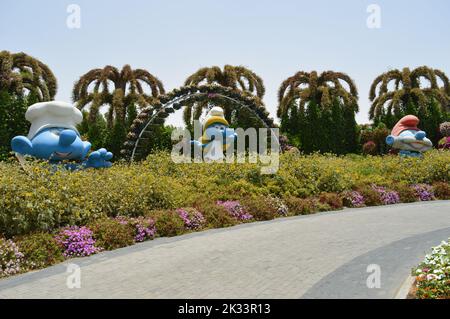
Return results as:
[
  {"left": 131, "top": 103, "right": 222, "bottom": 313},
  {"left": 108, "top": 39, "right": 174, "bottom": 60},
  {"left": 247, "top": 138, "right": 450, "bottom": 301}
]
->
[
  {"left": 191, "top": 106, "right": 237, "bottom": 161},
  {"left": 11, "top": 101, "right": 112, "bottom": 168},
  {"left": 385, "top": 115, "right": 433, "bottom": 158}
]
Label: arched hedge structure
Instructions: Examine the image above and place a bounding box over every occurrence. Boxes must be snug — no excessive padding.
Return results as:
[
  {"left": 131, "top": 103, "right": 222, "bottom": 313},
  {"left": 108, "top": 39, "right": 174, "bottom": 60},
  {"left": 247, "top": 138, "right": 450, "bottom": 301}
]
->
[{"left": 121, "top": 84, "right": 276, "bottom": 161}]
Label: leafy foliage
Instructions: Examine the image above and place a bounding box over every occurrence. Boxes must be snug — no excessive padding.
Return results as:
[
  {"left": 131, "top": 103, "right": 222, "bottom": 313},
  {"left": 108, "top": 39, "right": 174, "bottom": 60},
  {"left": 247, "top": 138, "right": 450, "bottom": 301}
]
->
[
  {"left": 73, "top": 65, "right": 165, "bottom": 157},
  {"left": 0, "top": 51, "right": 56, "bottom": 158},
  {"left": 16, "top": 233, "right": 64, "bottom": 269},
  {"left": 369, "top": 66, "right": 450, "bottom": 145},
  {"left": 183, "top": 65, "right": 265, "bottom": 129},
  {"left": 278, "top": 71, "right": 359, "bottom": 154},
  {"left": 89, "top": 218, "right": 134, "bottom": 250},
  {"left": 0, "top": 50, "right": 57, "bottom": 101}
]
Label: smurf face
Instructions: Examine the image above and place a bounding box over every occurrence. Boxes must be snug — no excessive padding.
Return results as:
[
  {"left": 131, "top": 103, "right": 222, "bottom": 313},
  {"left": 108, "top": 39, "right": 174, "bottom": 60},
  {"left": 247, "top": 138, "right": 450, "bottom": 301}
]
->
[
  {"left": 386, "top": 129, "right": 433, "bottom": 152},
  {"left": 31, "top": 127, "right": 91, "bottom": 161},
  {"left": 11, "top": 127, "right": 91, "bottom": 162},
  {"left": 204, "top": 122, "right": 236, "bottom": 143}
]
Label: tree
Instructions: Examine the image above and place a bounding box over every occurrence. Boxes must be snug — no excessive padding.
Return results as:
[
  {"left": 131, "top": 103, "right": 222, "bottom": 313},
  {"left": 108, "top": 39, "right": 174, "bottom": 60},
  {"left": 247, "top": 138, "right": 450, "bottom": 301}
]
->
[
  {"left": 72, "top": 65, "right": 165, "bottom": 155},
  {"left": 0, "top": 50, "right": 57, "bottom": 101},
  {"left": 277, "top": 70, "right": 359, "bottom": 154},
  {"left": 0, "top": 51, "right": 57, "bottom": 158},
  {"left": 183, "top": 65, "right": 266, "bottom": 129},
  {"left": 369, "top": 66, "right": 450, "bottom": 144}
]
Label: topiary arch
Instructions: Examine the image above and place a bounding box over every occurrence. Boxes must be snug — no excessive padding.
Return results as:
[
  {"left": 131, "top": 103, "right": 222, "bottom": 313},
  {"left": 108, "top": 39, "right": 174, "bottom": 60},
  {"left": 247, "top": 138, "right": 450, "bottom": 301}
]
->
[{"left": 121, "top": 84, "right": 276, "bottom": 161}]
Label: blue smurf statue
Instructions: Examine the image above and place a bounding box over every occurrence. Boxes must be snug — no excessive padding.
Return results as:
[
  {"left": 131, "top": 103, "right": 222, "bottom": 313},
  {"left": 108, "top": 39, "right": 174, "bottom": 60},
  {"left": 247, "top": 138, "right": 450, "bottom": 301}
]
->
[
  {"left": 385, "top": 115, "right": 433, "bottom": 158},
  {"left": 191, "top": 106, "right": 237, "bottom": 161},
  {"left": 11, "top": 101, "right": 112, "bottom": 169}
]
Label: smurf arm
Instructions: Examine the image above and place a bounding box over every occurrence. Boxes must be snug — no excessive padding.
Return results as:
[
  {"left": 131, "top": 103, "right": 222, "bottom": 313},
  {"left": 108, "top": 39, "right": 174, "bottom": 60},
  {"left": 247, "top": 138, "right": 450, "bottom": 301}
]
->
[
  {"left": 11, "top": 136, "right": 33, "bottom": 156},
  {"left": 191, "top": 140, "right": 206, "bottom": 148},
  {"left": 83, "top": 148, "right": 113, "bottom": 168}
]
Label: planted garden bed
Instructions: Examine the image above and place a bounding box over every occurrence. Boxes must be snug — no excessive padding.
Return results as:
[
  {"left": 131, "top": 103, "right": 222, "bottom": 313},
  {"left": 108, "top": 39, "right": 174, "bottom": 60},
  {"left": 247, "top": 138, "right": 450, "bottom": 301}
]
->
[{"left": 0, "top": 150, "right": 449, "bottom": 278}]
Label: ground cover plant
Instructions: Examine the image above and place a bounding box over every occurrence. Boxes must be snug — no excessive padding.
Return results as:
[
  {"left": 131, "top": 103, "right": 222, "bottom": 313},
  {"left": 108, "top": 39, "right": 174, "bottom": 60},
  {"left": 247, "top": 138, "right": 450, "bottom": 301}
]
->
[
  {"left": 413, "top": 238, "right": 450, "bottom": 299},
  {"left": 0, "top": 150, "right": 449, "bottom": 278}
]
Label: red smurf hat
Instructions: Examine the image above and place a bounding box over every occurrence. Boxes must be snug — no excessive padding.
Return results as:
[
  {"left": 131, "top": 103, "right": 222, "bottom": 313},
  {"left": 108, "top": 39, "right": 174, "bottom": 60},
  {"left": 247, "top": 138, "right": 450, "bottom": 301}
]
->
[{"left": 391, "top": 115, "right": 420, "bottom": 137}]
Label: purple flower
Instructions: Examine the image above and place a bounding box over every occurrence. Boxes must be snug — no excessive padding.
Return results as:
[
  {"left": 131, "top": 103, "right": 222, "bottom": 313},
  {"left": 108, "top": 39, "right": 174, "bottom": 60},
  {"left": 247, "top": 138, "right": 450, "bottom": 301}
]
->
[
  {"left": 116, "top": 216, "right": 156, "bottom": 242},
  {"left": 177, "top": 208, "right": 206, "bottom": 230},
  {"left": 411, "top": 184, "right": 435, "bottom": 201},
  {"left": 372, "top": 185, "right": 400, "bottom": 205},
  {"left": 55, "top": 226, "right": 101, "bottom": 258},
  {"left": 0, "top": 238, "right": 24, "bottom": 278},
  {"left": 344, "top": 191, "right": 365, "bottom": 207},
  {"left": 216, "top": 200, "right": 253, "bottom": 221}
]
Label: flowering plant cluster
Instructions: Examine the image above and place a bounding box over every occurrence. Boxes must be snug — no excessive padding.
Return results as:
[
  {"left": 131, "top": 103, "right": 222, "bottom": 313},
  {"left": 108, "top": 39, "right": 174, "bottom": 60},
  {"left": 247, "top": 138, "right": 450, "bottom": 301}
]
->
[
  {"left": 413, "top": 238, "right": 450, "bottom": 299},
  {"left": 267, "top": 196, "right": 289, "bottom": 216},
  {"left": 177, "top": 208, "right": 206, "bottom": 230},
  {"left": 216, "top": 200, "right": 253, "bottom": 221},
  {"left": 342, "top": 191, "right": 365, "bottom": 207},
  {"left": 116, "top": 216, "right": 156, "bottom": 242},
  {"left": 371, "top": 185, "right": 400, "bottom": 205},
  {"left": 0, "top": 238, "right": 24, "bottom": 278},
  {"left": 411, "top": 184, "right": 435, "bottom": 201},
  {"left": 55, "top": 226, "right": 101, "bottom": 258}
]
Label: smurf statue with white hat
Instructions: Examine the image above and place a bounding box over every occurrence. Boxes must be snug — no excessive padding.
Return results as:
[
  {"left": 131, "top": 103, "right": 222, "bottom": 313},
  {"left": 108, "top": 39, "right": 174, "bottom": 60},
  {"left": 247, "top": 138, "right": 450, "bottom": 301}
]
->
[
  {"left": 11, "top": 101, "right": 113, "bottom": 168},
  {"left": 191, "top": 106, "right": 237, "bottom": 161}
]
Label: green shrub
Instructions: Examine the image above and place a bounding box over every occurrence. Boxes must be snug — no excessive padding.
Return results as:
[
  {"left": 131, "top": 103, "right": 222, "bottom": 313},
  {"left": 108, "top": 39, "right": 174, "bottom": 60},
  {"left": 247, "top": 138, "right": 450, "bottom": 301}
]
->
[
  {"left": 432, "top": 182, "right": 450, "bottom": 200},
  {"left": 0, "top": 150, "right": 449, "bottom": 237},
  {"left": 16, "top": 233, "right": 64, "bottom": 269},
  {"left": 89, "top": 218, "right": 134, "bottom": 250},
  {"left": 318, "top": 193, "right": 343, "bottom": 210},
  {"left": 241, "top": 196, "right": 278, "bottom": 221},
  {"left": 394, "top": 184, "right": 418, "bottom": 203},
  {"left": 0, "top": 238, "right": 25, "bottom": 277},
  {"left": 357, "top": 186, "right": 382, "bottom": 206},
  {"left": 192, "top": 199, "right": 238, "bottom": 229},
  {"left": 284, "top": 197, "right": 316, "bottom": 215},
  {"left": 150, "top": 210, "right": 186, "bottom": 237}
]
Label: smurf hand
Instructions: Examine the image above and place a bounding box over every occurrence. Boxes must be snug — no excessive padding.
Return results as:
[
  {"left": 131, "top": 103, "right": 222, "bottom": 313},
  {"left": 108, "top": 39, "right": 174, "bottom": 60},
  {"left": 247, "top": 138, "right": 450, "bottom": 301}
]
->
[{"left": 84, "top": 148, "right": 113, "bottom": 168}]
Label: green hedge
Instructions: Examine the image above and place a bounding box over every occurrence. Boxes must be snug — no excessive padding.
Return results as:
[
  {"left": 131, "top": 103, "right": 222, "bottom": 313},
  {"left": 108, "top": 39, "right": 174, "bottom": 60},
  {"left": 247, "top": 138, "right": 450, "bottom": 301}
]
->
[{"left": 0, "top": 150, "right": 449, "bottom": 237}]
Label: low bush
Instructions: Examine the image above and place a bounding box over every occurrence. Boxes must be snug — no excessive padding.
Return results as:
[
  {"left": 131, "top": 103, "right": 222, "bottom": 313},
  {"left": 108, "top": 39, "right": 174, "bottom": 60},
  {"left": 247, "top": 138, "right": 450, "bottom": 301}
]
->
[
  {"left": 341, "top": 190, "right": 365, "bottom": 207},
  {"left": 192, "top": 198, "right": 239, "bottom": 229},
  {"left": 16, "top": 233, "right": 64, "bottom": 269},
  {"left": 411, "top": 184, "right": 435, "bottom": 201},
  {"left": 0, "top": 238, "right": 24, "bottom": 278},
  {"left": 395, "top": 184, "right": 418, "bottom": 203},
  {"left": 55, "top": 226, "right": 101, "bottom": 258},
  {"left": 241, "top": 196, "right": 278, "bottom": 221},
  {"left": 150, "top": 210, "right": 186, "bottom": 237},
  {"left": 318, "top": 193, "right": 343, "bottom": 210},
  {"left": 89, "top": 218, "right": 134, "bottom": 250},
  {"left": 217, "top": 200, "right": 254, "bottom": 221},
  {"left": 284, "top": 197, "right": 316, "bottom": 215},
  {"left": 413, "top": 238, "right": 450, "bottom": 299},
  {"left": 356, "top": 186, "right": 382, "bottom": 206},
  {"left": 176, "top": 208, "right": 206, "bottom": 231},
  {"left": 372, "top": 186, "right": 401, "bottom": 205},
  {"left": 433, "top": 182, "right": 450, "bottom": 200},
  {"left": 0, "top": 151, "right": 449, "bottom": 238}
]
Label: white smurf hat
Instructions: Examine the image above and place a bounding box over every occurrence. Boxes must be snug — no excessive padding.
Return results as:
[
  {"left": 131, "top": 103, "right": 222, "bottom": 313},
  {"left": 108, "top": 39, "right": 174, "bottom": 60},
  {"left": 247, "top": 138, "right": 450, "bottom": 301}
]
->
[{"left": 26, "top": 101, "right": 83, "bottom": 140}]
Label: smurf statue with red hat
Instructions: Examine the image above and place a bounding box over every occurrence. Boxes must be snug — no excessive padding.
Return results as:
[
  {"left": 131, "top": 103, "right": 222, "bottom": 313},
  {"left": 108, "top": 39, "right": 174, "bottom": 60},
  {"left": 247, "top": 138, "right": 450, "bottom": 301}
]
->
[
  {"left": 385, "top": 115, "right": 433, "bottom": 158},
  {"left": 11, "top": 101, "right": 113, "bottom": 168}
]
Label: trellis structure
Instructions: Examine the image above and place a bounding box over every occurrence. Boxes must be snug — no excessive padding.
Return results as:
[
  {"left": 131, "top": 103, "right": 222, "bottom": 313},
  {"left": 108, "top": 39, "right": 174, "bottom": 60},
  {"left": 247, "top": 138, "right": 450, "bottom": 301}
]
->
[{"left": 121, "top": 84, "right": 276, "bottom": 161}]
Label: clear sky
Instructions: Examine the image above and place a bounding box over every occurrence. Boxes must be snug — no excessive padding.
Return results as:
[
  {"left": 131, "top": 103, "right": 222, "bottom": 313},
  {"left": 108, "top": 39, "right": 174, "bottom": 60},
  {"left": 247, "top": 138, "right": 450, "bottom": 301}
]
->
[{"left": 1, "top": 0, "right": 449, "bottom": 125}]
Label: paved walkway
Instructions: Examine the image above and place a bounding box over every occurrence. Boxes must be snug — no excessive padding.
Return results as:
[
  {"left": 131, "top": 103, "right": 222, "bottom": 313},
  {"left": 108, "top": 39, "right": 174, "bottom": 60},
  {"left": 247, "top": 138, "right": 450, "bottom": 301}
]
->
[{"left": 0, "top": 201, "right": 449, "bottom": 298}]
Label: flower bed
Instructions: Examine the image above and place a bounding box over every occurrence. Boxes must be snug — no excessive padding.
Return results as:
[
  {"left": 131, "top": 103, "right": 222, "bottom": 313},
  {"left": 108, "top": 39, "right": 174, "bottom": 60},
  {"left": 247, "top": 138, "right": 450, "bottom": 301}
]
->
[
  {"left": 412, "top": 238, "right": 450, "bottom": 299},
  {"left": 0, "top": 151, "right": 449, "bottom": 278}
]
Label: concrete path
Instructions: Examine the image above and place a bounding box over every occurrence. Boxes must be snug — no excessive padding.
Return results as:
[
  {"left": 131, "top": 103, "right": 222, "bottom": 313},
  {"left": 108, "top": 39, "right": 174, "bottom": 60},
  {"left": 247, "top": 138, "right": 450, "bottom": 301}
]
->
[{"left": 0, "top": 201, "right": 449, "bottom": 299}]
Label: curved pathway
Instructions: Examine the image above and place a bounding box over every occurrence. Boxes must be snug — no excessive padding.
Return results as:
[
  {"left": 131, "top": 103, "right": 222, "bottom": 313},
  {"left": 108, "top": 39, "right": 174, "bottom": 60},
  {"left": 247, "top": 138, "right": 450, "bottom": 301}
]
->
[{"left": 0, "top": 201, "right": 449, "bottom": 298}]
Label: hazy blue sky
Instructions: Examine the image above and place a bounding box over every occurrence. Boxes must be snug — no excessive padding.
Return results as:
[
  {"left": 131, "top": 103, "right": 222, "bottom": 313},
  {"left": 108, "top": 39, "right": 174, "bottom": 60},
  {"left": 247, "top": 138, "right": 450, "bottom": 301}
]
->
[{"left": 1, "top": 0, "right": 449, "bottom": 125}]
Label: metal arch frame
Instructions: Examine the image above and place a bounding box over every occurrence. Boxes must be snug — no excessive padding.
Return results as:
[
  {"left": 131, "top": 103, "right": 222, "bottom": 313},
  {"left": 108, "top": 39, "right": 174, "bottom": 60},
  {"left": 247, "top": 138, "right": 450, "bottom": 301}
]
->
[{"left": 128, "top": 89, "right": 274, "bottom": 162}]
